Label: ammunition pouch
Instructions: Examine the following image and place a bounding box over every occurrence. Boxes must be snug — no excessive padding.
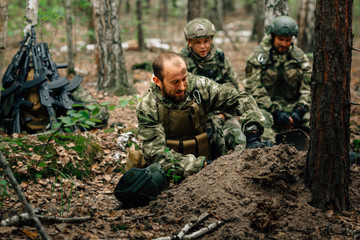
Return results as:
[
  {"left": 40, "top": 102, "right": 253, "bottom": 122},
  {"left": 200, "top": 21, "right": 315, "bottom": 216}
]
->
[
  {"left": 283, "top": 68, "right": 302, "bottom": 99},
  {"left": 157, "top": 91, "right": 211, "bottom": 159},
  {"left": 262, "top": 68, "right": 278, "bottom": 88},
  {"left": 166, "top": 132, "right": 211, "bottom": 160}
]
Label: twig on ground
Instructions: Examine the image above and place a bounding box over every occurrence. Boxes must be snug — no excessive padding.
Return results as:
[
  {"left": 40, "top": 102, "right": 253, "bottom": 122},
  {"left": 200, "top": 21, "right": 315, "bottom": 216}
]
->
[
  {"left": 0, "top": 151, "right": 50, "bottom": 240},
  {"left": 177, "top": 212, "right": 210, "bottom": 239},
  {"left": 153, "top": 212, "right": 213, "bottom": 240},
  {"left": 38, "top": 215, "right": 92, "bottom": 223},
  {"left": 183, "top": 220, "right": 224, "bottom": 240},
  {"left": 209, "top": 202, "right": 221, "bottom": 221},
  {"left": 1, "top": 211, "right": 91, "bottom": 226},
  {"left": 1, "top": 209, "right": 41, "bottom": 226}
]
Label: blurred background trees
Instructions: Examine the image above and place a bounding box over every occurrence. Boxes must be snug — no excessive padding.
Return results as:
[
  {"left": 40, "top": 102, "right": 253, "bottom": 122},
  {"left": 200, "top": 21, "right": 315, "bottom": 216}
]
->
[{"left": 1, "top": 0, "right": 360, "bottom": 94}]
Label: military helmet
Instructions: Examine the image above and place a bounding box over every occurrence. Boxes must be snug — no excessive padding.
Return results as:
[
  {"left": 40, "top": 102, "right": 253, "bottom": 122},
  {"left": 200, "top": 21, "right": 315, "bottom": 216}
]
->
[
  {"left": 268, "top": 16, "right": 298, "bottom": 37},
  {"left": 184, "top": 18, "right": 216, "bottom": 40},
  {"left": 114, "top": 163, "right": 168, "bottom": 208}
]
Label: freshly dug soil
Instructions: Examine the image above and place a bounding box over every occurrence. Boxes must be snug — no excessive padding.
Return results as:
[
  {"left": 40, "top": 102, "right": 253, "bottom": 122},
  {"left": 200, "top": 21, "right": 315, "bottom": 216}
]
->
[{"left": 148, "top": 144, "right": 360, "bottom": 239}]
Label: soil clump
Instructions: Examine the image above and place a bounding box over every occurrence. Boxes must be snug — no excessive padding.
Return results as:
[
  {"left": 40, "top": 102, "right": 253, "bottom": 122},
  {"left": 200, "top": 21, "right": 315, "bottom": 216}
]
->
[{"left": 148, "top": 144, "right": 360, "bottom": 239}]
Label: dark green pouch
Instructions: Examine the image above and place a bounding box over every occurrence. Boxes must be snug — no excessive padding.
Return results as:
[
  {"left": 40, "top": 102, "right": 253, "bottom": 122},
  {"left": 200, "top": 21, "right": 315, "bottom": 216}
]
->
[{"left": 114, "top": 163, "right": 168, "bottom": 208}]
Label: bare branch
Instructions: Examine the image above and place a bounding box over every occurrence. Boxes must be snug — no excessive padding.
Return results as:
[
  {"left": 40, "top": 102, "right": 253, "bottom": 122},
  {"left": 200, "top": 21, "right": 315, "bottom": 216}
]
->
[
  {"left": 183, "top": 221, "right": 224, "bottom": 239},
  {"left": 0, "top": 152, "right": 50, "bottom": 240}
]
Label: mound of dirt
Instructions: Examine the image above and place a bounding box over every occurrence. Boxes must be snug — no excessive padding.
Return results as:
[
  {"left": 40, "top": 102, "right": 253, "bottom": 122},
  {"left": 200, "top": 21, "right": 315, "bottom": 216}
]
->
[{"left": 148, "top": 144, "right": 360, "bottom": 239}]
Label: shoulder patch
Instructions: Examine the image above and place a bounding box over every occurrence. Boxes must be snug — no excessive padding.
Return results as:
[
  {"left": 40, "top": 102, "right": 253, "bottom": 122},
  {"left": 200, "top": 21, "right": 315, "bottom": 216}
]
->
[
  {"left": 245, "top": 65, "right": 253, "bottom": 78},
  {"left": 253, "top": 46, "right": 268, "bottom": 63}
]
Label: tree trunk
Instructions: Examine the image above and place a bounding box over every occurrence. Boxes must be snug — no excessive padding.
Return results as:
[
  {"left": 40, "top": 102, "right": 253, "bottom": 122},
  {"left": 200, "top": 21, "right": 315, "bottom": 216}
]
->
[
  {"left": 223, "top": 0, "right": 235, "bottom": 13},
  {"left": 136, "top": 0, "right": 144, "bottom": 51},
  {"left": 264, "top": 0, "right": 289, "bottom": 31},
  {"left": 65, "top": 0, "right": 75, "bottom": 75},
  {"left": 158, "top": 0, "right": 168, "bottom": 22},
  {"left": 250, "top": 0, "right": 265, "bottom": 43},
  {"left": 212, "top": 0, "right": 223, "bottom": 31},
  {"left": 306, "top": 0, "right": 353, "bottom": 212},
  {"left": 92, "top": 0, "right": 135, "bottom": 95},
  {"left": 187, "top": 0, "right": 201, "bottom": 22},
  {"left": 297, "top": 0, "right": 315, "bottom": 53},
  {"left": 126, "top": 0, "right": 130, "bottom": 13},
  {"left": 0, "top": 0, "right": 7, "bottom": 104},
  {"left": 24, "top": 0, "right": 38, "bottom": 35}
]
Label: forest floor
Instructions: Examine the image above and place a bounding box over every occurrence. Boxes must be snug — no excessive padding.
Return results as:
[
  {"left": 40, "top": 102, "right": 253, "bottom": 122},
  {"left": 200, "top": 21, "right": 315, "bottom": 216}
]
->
[{"left": 1, "top": 10, "right": 360, "bottom": 240}]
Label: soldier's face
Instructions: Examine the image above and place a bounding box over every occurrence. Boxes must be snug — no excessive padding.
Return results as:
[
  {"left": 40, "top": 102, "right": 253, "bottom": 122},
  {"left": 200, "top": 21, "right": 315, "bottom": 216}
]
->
[
  {"left": 273, "top": 35, "right": 293, "bottom": 54},
  {"left": 153, "top": 58, "right": 188, "bottom": 103},
  {"left": 188, "top": 37, "right": 212, "bottom": 58}
]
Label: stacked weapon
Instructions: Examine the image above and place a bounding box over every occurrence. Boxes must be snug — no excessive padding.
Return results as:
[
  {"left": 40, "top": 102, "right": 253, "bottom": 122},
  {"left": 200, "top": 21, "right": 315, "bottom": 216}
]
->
[{"left": 1, "top": 26, "right": 83, "bottom": 134}]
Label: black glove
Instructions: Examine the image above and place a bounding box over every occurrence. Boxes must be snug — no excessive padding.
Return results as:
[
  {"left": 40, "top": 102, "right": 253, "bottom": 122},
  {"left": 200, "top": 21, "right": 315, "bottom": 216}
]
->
[
  {"left": 246, "top": 132, "right": 265, "bottom": 149},
  {"left": 273, "top": 110, "right": 292, "bottom": 129},
  {"left": 290, "top": 105, "right": 308, "bottom": 129}
]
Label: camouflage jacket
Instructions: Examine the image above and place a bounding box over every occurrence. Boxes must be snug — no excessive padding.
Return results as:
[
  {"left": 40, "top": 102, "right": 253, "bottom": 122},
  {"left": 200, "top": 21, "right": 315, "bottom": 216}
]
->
[
  {"left": 243, "top": 35, "right": 312, "bottom": 113},
  {"left": 137, "top": 73, "right": 265, "bottom": 178},
  {"left": 180, "top": 44, "right": 239, "bottom": 89}
]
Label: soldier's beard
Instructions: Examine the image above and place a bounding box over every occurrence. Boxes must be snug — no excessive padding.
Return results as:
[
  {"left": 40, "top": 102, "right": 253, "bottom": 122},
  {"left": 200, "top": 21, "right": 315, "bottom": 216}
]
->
[{"left": 161, "top": 84, "right": 187, "bottom": 103}]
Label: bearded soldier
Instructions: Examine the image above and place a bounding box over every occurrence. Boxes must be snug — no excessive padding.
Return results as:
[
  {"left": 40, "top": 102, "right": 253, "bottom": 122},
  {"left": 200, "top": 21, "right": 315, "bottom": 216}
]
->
[
  {"left": 137, "top": 51, "right": 266, "bottom": 179},
  {"left": 179, "top": 18, "right": 247, "bottom": 151},
  {"left": 243, "top": 16, "right": 312, "bottom": 143}
]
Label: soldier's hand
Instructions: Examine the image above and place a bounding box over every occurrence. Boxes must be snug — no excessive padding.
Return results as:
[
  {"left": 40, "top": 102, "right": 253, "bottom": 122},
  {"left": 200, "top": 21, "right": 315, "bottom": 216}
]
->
[
  {"left": 290, "top": 105, "right": 308, "bottom": 129},
  {"left": 273, "top": 110, "right": 292, "bottom": 129},
  {"left": 245, "top": 132, "right": 266, "bottom": 149}
]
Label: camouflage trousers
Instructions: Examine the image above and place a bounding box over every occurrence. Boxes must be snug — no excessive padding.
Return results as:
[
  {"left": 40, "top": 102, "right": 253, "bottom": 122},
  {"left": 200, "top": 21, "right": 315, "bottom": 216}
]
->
[
  {"left": 71, "top": 86, "right": 109, "bottom": 129},
  {"left": 261, "top": 108, "right": 310, "bottom": 143},
  {"left": 210, "top": 113, "right": 247, "bottom": 153}
]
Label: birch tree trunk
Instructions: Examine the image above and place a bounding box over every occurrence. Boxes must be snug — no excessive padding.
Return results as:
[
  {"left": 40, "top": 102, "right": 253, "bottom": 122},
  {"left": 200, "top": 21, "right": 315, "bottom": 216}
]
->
[
  {"left": 264, "top": 0, "right": 289, "bottom": 31},
  {"left": 306, "top": 0, "right": 353, "bottom": 212},
  {"left": 297, "top": 0, "right": 315, "bottom": 53},
  {"left": 92, "top": 0, "right": 135, "bottom": 95},
  {"left": 65, "top": 0, "right": 75, "bottom": 75},
  {"left": 0, "top": 0, "right": 8, "bottom": 104},
  {"left": 24, "top": 0, "right": 38, "bottom": 35}
]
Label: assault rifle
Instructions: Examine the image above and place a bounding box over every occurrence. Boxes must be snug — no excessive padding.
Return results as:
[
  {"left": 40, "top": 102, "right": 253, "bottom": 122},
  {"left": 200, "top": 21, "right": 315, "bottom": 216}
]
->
[
  {"left": 39, "top": 42, "right": 82, "bottom": 111},
  {"left": 2, "top": 33, "right": 30, "bottom": 88},
  {"left": 1, "top": 25, "right": 84, "bottom": 133},
  {"left": 31, "top": 27, "right": 69, "bottom": 131}
]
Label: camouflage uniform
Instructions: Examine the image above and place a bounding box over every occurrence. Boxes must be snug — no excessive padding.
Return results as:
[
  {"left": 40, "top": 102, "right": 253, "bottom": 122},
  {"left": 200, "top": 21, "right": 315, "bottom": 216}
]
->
[
  {"left": 137, "top": 72, "right": 265, "bottom": 178},
  {"left": 180, "top": 44, "right": 239, "bottom": 89},
  {"left": 180, "top": 40, "right": 246, "bottom": 151},
  {"left": 243, "top": 35, "right": 312, "bottom": 142}
]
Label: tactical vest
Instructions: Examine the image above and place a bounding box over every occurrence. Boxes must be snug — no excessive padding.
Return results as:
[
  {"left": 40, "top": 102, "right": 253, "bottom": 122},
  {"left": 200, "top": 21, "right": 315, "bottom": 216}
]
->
[
  {"left": 156, "top": 91, "right": 211, "bottom": 160},
  {"left": 254, "top": 45, "right": 304, "bottom": 101},
  {"left": 187, "top": 49, "right": 226, "bottom": 84}
]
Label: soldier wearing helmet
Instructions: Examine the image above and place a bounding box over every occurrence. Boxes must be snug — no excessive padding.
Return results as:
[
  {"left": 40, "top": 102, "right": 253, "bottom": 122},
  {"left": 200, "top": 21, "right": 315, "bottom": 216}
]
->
[
  {"left": 243, "top": 16, "right": 312, "bottom": 143},
  {"left": 180, "top": 18, "right": 249, "bottom": 151},
  {"left": 180, "top": 18, "right": 238, "bottom": 89}
]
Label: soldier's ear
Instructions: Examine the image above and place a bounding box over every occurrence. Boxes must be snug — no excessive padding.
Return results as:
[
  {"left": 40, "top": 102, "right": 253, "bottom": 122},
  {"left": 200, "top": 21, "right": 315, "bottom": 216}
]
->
[
  {"left": 187, "top": 39, "right": 192, "bottom": 47},
  {"left": 153, "top": 75, "right": 162, "bottom": 88}
]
